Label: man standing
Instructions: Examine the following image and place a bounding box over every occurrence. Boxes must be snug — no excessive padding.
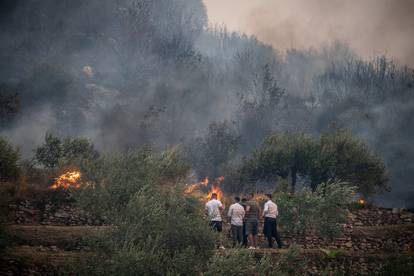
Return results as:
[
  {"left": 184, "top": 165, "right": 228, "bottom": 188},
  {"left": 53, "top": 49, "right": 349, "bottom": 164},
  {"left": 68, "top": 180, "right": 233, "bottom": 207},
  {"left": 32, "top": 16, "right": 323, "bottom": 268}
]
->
[
  {"left": 205, "top": 193, "right": 225, "bottom": 249},
  {"left": 263, "top": 194, "right": 283, "bottom": 248},
  {"left": 227, "top": 196, "right": 245, "bottom": 247},
  {"left": 240, "top": 198, "right": 248, "bottom": 247},
  {"left": 245, "top": 193, "right": 261, "bottom": 249}
]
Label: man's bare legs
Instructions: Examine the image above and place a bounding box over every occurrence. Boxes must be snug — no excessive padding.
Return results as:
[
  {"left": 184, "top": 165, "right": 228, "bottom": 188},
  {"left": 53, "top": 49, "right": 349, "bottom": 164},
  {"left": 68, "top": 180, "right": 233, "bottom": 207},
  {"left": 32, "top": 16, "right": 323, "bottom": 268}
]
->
[{"left": 248, "top": 233, "right": 257, "bottom": 248}]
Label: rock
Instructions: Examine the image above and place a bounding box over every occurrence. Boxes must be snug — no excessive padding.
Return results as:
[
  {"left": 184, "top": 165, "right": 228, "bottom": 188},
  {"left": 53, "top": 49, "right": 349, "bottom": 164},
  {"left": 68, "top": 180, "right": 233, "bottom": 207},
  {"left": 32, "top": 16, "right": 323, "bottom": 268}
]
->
[
  {"left": 392, "top": 208, "right": 401, "bottom": 214},
  {"left": 54, "top": 211, "right": 70, "bottom": 218}
]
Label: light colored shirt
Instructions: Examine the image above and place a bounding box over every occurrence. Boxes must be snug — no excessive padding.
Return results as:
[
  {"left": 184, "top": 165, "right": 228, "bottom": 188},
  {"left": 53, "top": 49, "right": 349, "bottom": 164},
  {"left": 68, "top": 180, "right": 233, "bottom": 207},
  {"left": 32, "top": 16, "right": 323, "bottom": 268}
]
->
[
  {"left": 205, "top": 199, "right": 223, "bottom": 221},
  {"left": 227, "top": 202, "right": 245, "bottom": 226},
  {"left": 263, "top": 200, "right": 278, "bottom": 218}
]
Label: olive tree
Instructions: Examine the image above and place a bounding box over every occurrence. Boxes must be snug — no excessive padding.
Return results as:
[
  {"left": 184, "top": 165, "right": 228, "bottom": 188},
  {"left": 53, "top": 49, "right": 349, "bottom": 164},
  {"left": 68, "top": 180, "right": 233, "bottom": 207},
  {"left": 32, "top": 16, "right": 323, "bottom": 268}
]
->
[
  {"left": 186, "top": 121, "right": 240, "bottom": 177},
  {"left": 241, "top": 132, "right": 317, "bottom": 192},
  {"left": 240, "top": 130, "right": 387, "bottom": 198},
  {"left": 310, "top": 130, "right": 388, "bottom": 197},
  {"left": 34, "top": 133, "right": 98, "bottom": 169}
]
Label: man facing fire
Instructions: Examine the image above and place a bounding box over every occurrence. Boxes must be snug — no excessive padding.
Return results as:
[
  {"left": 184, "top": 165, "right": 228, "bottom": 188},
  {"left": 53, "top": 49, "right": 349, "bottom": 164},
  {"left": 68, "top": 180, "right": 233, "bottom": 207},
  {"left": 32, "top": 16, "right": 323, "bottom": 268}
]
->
[
  {"left": 263, "top": 193, "right": 283, "bottom": 248},
  {"left": 245, "top": 193, "right": 261, "bottom": 249},
  {"left": 227, "top": 196, "right": 245, "bottom": 247},
  {"left": 205, "top": 193, "right": 225, "bottom": 249}
]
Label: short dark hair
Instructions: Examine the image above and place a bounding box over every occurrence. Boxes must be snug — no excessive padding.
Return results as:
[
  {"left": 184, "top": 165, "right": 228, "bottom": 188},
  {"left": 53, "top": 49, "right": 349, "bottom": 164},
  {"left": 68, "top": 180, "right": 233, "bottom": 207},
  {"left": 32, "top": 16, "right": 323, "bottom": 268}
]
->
[
  {"left": 234, "top": 196, "right": 240, "bottom": 202},
  {"left": 211, "top": 193, "right": 217, "bottom": 199},
  {"left": 241, "top": 198, "right": 247, "bottom": 202},
  {"left": 266, "top": 193, "right": 272, "bottom": 199}
]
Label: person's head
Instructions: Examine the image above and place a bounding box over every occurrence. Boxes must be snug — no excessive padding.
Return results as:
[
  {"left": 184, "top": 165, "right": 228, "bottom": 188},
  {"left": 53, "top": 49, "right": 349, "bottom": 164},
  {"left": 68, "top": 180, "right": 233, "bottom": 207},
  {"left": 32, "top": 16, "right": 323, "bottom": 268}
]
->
[
  {"left": 266, "top": 193, "right": 272, "bottom": 200},
  {"left": 234, "top": 196, "right": 240, "bottom": 203},
  {"left": 211, "top": 193, "right": 217, "bottom": 200},
  {"left": 249, "top": 192, "right": 255, "bottom": 200}
]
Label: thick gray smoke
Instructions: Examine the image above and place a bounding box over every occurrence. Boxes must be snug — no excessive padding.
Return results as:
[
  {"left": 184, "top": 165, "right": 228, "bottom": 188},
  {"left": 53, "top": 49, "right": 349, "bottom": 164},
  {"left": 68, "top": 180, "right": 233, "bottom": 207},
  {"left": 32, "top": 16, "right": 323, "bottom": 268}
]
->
[
  {"left": 0, "top": 0, "right": 413, "bottom": 207},
  {"left": 204, "top": 0, "right": 414, "bottom": 66}
]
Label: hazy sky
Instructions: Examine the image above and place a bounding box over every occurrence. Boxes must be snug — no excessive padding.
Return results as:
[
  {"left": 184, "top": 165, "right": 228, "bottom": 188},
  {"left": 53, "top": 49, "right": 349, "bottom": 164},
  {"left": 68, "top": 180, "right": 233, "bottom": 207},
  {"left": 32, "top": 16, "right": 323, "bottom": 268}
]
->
[{"left": 203, "top": 0, "right": 414, "bottom": 66}]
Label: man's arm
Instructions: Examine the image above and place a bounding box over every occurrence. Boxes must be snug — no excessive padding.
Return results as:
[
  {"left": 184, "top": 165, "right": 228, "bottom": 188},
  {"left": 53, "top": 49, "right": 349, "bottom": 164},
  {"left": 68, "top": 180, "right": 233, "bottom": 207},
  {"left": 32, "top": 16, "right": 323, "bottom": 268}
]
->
[
  {"left": 275, "top": 204, "right": 279, "bottom": 217},
  {"left": 227, "top": 205, "right": 233, "bottom": 218},
  {"left": 263, "top": 202, "right": 268, "bottom": 218},
  {"left": 257, "top": 203, "right": 261, "bottom": 218}
]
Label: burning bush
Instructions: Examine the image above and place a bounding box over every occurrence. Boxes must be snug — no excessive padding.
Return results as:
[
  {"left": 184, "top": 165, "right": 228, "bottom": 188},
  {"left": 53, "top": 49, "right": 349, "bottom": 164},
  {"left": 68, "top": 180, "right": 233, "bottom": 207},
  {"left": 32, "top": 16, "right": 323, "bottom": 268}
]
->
[
  {"left": 50, "top": 170, "right": 82, "bottom": 190},
  {"left": 184, "top": 176, "right": 225, "bottom": 202}
]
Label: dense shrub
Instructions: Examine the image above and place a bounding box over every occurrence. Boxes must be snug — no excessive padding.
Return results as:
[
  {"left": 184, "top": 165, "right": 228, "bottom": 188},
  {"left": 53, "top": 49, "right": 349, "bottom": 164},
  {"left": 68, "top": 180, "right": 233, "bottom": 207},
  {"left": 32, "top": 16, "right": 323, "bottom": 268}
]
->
[
  {"left": 378, "top": 256, "right": 414, "bottom": 276},
  {"left": 74, "top": 148, "right": 215, "bottom": 275},
  {"left": 0, "top": 139, "right": 19, "bottom": 251},
  {"left": 0, "top": 182, "right": 16, "bottom": 252},
  {"left": 205, "top": 245, "right": 306, "bottom": 276},
  {"left": 275, "top": 181, "right": 355, "bottom": 238},
  {"left": 258, "top": 244, "right": 306, "bottom": 276},
  {"left": 205, "top": 250, "right": 256, "bottom": 276},
  {"left": 0, "top": 137, "right": 20, "bottom": 182}
]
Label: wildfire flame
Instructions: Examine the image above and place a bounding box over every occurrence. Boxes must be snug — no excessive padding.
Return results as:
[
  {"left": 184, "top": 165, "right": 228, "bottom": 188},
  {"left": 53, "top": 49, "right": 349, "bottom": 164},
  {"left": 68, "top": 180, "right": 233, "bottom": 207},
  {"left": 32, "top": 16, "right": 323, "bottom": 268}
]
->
[
  {"left": 184, "top": 177, "right": 209, "bottom": 193},
  {"left": 50, "top": 170, "right": 81, "bottom": 190},
  {"left": 358, "top": 198, "right": 366, "bottom": 205},
  {"left": 206, "top": 176, "right": 224, "bottom": 201},
  {"left": 184, "top": 176, "right": 224, "bottom": 201}
]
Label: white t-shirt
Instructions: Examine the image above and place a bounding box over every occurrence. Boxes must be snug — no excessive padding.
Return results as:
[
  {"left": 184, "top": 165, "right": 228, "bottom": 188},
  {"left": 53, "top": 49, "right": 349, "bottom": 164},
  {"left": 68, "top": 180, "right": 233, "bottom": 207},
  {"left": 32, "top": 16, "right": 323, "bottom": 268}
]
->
[
  {"left": 205, "top": 199, "right": 223, "bottom": 221},
  {"left": 263, "top": 200, "right": 278, "bottom": 218},
  {"left": 227, "top": 202, "right": 245, "bottom": 226}
]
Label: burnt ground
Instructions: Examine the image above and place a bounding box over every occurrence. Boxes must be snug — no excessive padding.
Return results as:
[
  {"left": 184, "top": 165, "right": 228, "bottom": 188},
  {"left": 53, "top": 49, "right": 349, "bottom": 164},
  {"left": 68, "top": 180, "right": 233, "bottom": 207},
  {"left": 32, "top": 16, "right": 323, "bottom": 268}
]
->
[{"left": 1, "top": 200, "right": 414, "bottom": 275}]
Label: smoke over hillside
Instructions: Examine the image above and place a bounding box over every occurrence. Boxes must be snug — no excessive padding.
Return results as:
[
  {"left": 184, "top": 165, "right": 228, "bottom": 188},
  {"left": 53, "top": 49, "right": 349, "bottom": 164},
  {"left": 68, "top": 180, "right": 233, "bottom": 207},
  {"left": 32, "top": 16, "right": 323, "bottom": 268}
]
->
[
  {"left": 0, "top": 0, "right": 413, "bottom": 207},
  {"left": 204, "top": 0, "right": 414, "bottom": 66}
]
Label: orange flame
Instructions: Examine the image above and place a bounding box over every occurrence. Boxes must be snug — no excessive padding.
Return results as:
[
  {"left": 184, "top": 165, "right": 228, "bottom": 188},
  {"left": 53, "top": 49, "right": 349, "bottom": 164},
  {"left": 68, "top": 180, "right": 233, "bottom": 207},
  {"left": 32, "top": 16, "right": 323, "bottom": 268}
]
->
[
  {"left": 206, "top": 176, "right": 224, "bottom": 201},
  {"left": 184, "top": 176, "right": 225, "bottom": 201},
  {"left": 50, "top": 170, "right": 81, "bottom": 190},
  {"left": 184, "top": 177, "right": 209, "bottom": 194},
  {"left": 358, "top": 198, "right": 366, "bottom": 205}
]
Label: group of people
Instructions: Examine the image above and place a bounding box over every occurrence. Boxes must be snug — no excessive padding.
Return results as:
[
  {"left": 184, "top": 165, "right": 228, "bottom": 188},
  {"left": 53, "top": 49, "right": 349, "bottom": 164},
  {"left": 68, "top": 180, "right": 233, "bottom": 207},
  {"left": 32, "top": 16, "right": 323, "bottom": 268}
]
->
[{"left": 205, "top": 193, "right": 283, "bottom": 249}]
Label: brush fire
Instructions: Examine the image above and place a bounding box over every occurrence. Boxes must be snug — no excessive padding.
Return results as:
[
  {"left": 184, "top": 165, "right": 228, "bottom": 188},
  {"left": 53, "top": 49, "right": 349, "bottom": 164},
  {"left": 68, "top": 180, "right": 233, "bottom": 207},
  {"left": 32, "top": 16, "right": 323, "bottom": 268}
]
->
[
  {"left": 50, "top": 170, "right": 82, "bottom": 190},
  {"left": 184, "top": 176, "right": 224, "bottom": 201}
]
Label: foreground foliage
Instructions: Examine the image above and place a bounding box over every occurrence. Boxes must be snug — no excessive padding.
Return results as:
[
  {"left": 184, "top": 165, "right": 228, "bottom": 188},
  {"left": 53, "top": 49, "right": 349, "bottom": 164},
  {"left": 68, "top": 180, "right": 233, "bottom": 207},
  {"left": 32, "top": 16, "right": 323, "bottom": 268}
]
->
[
  {"left": 205, "top": 245, "right": 305, "bottom": 276},
  {"left": 275, "top": 181, "right": 356, "bottom": 238},
  {"left": 74, "top": 148, "right": 215, "bottom": 275}
]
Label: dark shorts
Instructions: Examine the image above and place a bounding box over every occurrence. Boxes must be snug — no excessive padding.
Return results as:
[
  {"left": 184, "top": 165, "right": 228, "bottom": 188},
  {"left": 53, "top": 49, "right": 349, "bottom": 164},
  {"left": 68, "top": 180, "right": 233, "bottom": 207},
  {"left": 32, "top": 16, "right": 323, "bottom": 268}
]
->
[
  {"left": 246, "top": 218, "right": 258, "bottom": 235},
  {"left": 210, "top": 220, "right": 222, "bottom": 232}
]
